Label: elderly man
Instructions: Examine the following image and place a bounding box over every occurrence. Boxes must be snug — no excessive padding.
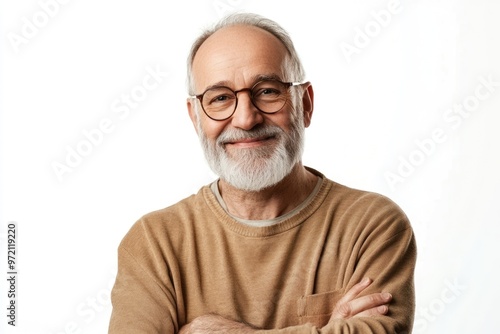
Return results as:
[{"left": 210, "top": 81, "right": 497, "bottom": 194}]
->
[{"left": 109, "top": 13, "right": 416, "bottom": 333}]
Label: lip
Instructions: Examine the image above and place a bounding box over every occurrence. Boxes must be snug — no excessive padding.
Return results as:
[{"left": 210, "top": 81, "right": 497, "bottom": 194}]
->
[{"left": 225, "top": 136, "right": 276, "bottom": 148}]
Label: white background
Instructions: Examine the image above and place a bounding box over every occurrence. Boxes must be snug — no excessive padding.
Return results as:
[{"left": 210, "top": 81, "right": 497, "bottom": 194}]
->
[{"left": 1, "top": 0, "right": 499, "bottom": 333}]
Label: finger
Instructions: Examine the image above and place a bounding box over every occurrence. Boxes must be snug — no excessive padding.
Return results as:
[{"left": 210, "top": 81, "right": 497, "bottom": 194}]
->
[
  {"left": 330, "top": 292, "right": 392, "bottom": 320},
  {"left": 353, "top": 304, "right": 390, "bottom": 318},
  {"left": 347, "top": 292, "right": 392, "bottom": 316},
  {"left": 338, "top": 278, "right": 372, "bottom": 304}
]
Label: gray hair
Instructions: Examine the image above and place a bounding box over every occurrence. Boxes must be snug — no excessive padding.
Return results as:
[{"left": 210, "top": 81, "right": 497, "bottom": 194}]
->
[{"left": 186, "top": 13, "right": 306, "bottom": 95}]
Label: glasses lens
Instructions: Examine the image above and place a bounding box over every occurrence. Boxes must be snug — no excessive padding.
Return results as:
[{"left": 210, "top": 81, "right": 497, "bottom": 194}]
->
[
  {"left": 202, "top": 87, "right": 236, "bottom": 120},
  {"left": 252, "top": 80, "right": 288, "bottom": 113}
]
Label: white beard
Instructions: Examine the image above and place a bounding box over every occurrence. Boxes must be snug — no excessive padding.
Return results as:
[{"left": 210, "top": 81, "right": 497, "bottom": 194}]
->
[{"left": 198, "top": 118, "right": 305, "bottom": 192}]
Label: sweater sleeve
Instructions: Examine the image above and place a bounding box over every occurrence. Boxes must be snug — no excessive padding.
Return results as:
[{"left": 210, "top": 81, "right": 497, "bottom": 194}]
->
[
  {"left": 108, "top": 221, "right": 180, "bottom": 334},
  {"left": 258, "top": 198, "right": 417, "bottom": 333}
]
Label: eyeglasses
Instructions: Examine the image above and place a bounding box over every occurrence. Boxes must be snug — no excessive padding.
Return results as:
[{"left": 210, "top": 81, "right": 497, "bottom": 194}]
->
[{"left": 190, "top": 79, "right": 302, "bottom": 121}]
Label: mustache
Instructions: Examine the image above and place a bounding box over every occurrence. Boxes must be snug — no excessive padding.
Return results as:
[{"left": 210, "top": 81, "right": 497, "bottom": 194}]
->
[{"left": 216, "top": 125, "right": 283, "bottom": 146}]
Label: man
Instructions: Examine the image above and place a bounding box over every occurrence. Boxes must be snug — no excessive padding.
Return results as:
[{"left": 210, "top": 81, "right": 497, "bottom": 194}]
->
[{"left": 109, "top": 13, "right": 416, "bottom": 333}]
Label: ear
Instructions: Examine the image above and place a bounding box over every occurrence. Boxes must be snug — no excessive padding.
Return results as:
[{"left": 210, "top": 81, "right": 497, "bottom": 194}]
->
[
  {"left": 301, "top": 82, "right": 314, "bottom": 128},
  {"left": 187, "top": 98, "right": 199, "bottom": 135}
]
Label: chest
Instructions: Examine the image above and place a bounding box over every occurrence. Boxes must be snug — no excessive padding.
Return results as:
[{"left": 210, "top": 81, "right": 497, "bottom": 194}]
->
[{"left": 175, "top": 225, "right": 357, "bottom": 329}]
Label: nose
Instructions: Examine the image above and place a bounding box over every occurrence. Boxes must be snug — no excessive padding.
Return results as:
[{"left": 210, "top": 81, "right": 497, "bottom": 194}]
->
[{"left": 230, "top": 89, "right": 264, "bottom": 130}]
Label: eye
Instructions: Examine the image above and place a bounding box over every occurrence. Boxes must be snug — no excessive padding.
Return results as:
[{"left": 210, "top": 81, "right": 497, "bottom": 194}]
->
[
  {"left": 211, "top": 95, "right": 232, "bottom": 103},
  {"left": 204, "top": 88, "right": 236, "bottom": 105},
  {"left": 252, "top": 80, "right": 286, "bottom": 100},
  {"left": 254, "top": 87, "right": 282, "bottom": 101},
  {"left": 261, "top": 88, "right": 281, "bottom": 95}
]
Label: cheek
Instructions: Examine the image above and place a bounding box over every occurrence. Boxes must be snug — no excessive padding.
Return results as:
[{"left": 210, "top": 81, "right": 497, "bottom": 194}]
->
[
  {"left": 199, "top": 117, "right": 228, "bottom": 141},
  {"left": 270, "top": 109, "right": 296, "bottom": 132}
]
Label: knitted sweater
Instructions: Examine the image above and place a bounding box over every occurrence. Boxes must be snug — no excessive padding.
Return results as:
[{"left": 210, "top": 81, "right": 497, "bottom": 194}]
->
[{"left": 109, "top": 170, "right": 416, "bottom": 333}]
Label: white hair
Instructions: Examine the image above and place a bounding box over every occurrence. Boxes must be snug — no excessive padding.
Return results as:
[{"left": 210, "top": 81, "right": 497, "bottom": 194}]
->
[{"left": 186, "top": 12, "right": 306, "bottom": 95}]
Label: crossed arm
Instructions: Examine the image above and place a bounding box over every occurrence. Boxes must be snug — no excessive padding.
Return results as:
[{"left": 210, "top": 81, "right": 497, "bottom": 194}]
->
[
  {"left": 109, "top": 196, "right": 416, "bottom": 334},
  {"left": 179, "top": 278, "right": 392, "bottom": 334}
]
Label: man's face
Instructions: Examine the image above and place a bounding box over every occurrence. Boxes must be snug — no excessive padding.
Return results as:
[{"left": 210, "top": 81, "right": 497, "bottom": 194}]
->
[{"left": 187, "top": 25, "right": 313, "bottom": 191}]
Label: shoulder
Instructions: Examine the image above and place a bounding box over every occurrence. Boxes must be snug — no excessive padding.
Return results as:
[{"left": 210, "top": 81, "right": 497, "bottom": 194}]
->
[
  {"left": 332, "top": 181, "right": 407, "bottom": 218},
  {"left": 310, "top": 168, "right": 406, "bottom": 216},
  {"left": 316, "top": 173, "right": 412, "bottom": 238}
]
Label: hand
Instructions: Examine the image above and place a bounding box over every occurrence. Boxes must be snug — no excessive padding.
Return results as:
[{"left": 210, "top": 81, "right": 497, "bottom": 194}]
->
[
  {"left": 178, "top": 314, "right": 256, "bottom": 334},
  {"left": 329, "top": 278, "right": 392, "bottom": 321}
]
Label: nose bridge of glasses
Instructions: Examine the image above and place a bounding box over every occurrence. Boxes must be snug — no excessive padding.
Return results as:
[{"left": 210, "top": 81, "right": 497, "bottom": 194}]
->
[
  {"left": 233, "top": 87, "right": 257, "bottom": 110},
  {"left": 234, "top": 87, "right": 253, "bottom": 98}
]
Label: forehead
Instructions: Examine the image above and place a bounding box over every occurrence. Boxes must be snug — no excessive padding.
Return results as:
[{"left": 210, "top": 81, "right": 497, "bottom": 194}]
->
[{"left": 192, "top": 25, "right": 289, "bottom": 90}]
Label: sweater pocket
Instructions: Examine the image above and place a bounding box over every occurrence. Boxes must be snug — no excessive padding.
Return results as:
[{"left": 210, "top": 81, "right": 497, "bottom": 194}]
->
[{"left": 296, "top": 289, "right": 344, "bottom": 327}]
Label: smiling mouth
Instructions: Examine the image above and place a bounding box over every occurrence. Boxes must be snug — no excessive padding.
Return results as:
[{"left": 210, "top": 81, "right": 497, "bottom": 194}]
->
[{"left": 225, "top": 135, "right": 276, "bottom": 148}]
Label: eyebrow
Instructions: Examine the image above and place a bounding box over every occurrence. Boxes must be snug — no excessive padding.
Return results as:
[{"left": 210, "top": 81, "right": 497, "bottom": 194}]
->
[{"left": 202, "top": 73, "right": 284, "bottom": 92}]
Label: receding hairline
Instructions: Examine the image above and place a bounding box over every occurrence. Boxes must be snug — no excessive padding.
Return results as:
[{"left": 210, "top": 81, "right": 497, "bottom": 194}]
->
[
  {"left": 191, "top": 24, "right": 291, "bottom": 87},
  {"left": 194, "top": 23, "right": 289, "bottom": 59},
  {"left": 187, "top": 13, "right": 305, "bottom": 95},
  {"left": 191, "top": 22, "right": 292, "bottom": 66}
]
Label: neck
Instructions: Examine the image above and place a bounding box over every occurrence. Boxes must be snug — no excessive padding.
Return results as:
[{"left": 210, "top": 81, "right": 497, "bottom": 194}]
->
[{"left": 217, "top": 163, "right": 318, "bottom": 220}]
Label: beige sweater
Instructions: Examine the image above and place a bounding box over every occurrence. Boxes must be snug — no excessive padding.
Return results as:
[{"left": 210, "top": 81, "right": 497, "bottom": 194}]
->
[{"left": 109, "top": 170, "right": 416, "bottom": 333}]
